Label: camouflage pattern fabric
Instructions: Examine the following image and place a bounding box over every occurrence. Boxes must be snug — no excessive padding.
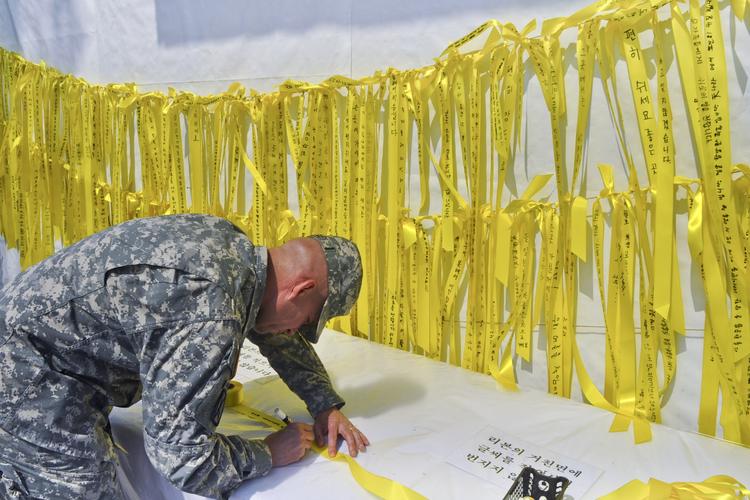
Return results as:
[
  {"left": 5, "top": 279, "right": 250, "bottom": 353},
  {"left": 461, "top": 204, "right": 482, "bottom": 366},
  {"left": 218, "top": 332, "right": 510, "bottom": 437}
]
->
[
  {"left": 301, "top": 235, "right": 363, "bottom": 343},
  {"left": 0, "top": 214, "right": 345, "bottom": 499},
  {"left": 0, "top": 426, "right": 121, "bottom": 499}
]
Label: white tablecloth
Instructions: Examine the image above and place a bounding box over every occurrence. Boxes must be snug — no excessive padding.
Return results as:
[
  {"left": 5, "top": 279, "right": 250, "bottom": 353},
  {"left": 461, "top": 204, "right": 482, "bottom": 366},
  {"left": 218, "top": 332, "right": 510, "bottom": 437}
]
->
[{"left": 110, "top": 330, "right": 750, "bottom": 499}]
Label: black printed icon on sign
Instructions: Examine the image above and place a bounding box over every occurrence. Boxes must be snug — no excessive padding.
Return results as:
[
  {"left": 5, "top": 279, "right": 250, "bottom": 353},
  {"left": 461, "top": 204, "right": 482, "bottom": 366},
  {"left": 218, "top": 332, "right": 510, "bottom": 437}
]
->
[{"left": 503, "top": 466, "right": 570, "bottom": 500}]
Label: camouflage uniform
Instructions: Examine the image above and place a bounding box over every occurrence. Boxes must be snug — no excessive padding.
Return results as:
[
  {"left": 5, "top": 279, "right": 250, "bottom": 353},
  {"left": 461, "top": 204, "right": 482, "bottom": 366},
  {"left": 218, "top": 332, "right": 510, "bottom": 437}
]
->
[{"left": 0, "top": 214, "right": 350, "bottom": 499}]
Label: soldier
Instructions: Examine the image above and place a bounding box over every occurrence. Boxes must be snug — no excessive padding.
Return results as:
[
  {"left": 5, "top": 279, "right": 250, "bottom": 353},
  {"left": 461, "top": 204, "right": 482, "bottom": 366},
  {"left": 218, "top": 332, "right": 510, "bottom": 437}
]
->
[{"left": 0, "top": 214, "right": 368, "bottom": 499}]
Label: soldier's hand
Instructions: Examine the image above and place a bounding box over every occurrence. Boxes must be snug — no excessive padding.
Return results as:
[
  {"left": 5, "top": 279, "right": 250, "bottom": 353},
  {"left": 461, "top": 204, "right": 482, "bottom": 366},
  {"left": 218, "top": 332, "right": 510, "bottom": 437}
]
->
[
  {"left": 263, "top": 422, "right": 314, "bottom": 467},
  {"left": 314, "top": 407, "right": 370, "bottom": 458}
]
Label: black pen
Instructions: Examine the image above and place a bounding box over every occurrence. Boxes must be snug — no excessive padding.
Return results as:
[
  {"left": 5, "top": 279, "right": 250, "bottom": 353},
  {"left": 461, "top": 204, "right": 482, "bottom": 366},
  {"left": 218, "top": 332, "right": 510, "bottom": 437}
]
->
[{"left": 273, "top": 407, "right": 291, "bottom": 425}]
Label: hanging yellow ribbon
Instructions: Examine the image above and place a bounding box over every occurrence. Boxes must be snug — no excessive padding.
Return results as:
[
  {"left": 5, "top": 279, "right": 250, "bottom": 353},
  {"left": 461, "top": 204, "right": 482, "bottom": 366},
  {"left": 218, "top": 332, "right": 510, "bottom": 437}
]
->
[{"left": 1, "top": 0, "right": 749, "bottom": 448}]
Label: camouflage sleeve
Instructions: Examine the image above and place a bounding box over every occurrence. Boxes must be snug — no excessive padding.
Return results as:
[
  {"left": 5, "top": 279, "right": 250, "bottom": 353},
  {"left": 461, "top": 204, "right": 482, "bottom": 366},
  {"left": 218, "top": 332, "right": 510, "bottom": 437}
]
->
[
  {"left": 140, "top": 320, "right": 273, "bottom": 499},
  {"left": 247, "top": 330, "right": 345, "bottom": 416}
]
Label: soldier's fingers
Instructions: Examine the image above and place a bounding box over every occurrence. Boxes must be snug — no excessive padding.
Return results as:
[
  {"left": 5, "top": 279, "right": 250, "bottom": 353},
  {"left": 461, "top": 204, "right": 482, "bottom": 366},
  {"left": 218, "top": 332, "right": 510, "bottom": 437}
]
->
[
  {"left": 359, "top": 429, "right": 371, "bottom": 447},
  {"left": 295, "top": 422, "right": 313, "bottom": 432},
  {"left": 327, "top": 419, "right": 338, "bottom": 457},
  {"left": 314, "top": 423, "right": 325, "bottom": 447},
  {"left": 353, "top": 428, "right": 366, "bottom": 451},
  {"left": 341, "top": 424, "right": 358, "bottom": 457},
  {"left": 289, "top": 423, "right": 311, "bottom": 439},
  {"left": 299, "top": 425, "right": 314, "bottom": 439},
  {"left": 302, "top": 431, "right": 314, "bottom": 447}
]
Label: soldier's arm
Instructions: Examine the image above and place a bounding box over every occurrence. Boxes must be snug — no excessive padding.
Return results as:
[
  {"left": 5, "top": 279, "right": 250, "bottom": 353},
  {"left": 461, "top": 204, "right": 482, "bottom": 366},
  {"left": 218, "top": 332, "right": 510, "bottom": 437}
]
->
[
  {"left": 140, "top": 320, "right": 273, "bottom": 498},
  {"left": 247, "top": 330, "right": 345, "bottom": 417}
]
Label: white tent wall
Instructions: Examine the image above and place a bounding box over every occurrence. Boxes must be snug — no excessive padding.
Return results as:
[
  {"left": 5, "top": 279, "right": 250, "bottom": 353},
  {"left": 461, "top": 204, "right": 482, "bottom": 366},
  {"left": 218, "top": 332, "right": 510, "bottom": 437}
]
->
[{"left": 1, "top": 0, "right": 749, "bottom": 439}]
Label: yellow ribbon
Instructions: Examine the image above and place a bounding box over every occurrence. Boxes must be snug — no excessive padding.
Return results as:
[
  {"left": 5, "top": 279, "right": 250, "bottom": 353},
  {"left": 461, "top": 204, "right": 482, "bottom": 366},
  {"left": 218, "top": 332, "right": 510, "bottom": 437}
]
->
[
  {"left": 1, "top": 0, "right": 749, "bottom": 448},
  {"left": 225, "top": 397, "right": 426, "bottom": 500},
  {"left": 599, "top": 475, "right": 750, "bottom": 499}
]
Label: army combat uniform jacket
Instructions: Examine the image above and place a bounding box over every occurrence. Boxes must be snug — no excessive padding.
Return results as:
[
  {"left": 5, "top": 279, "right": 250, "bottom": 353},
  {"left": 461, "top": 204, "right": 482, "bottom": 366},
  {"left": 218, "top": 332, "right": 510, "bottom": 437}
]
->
[{"left": 0, "top": 214, "right": 345, "bottom": 498}]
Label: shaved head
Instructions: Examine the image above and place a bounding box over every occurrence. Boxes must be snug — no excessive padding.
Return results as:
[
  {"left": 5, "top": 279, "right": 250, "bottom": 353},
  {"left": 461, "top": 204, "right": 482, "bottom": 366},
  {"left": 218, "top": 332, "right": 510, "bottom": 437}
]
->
[
  {"left": 275, "top": 238, "right": 328, "bottom": 294},
  {"left": 254, "top": 237, "right": 329, "bottom": 335}
]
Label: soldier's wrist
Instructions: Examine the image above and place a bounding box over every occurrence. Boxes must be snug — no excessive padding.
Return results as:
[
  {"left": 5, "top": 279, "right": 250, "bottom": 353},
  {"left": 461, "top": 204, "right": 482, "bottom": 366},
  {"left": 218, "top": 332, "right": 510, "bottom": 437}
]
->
[{"left": 313, "top": 401, "right": 345, "bottom": 419}]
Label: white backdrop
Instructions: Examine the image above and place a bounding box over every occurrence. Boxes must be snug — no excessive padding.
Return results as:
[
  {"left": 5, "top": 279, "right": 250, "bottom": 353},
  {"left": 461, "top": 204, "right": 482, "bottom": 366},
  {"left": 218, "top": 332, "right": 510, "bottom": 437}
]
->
[{"left": 1, "top": 0, "right": 750, "bottom": 437}]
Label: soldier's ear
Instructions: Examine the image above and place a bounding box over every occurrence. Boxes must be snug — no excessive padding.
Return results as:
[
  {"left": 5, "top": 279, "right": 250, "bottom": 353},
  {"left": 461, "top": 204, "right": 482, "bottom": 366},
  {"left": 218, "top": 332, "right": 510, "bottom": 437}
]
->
[{"left": 289, "top": 278, "right": 315, "bottom": 300}]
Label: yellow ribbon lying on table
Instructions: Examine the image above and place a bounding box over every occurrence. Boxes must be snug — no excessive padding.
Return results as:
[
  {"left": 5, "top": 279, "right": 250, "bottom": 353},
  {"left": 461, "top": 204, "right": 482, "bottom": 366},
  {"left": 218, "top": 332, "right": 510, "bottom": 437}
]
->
[
  {"left": 225, "top": 382, "right": 426, "bottom": 500},
  {"left": 600, "top": 475, "right": 750, "bottom": 499}
]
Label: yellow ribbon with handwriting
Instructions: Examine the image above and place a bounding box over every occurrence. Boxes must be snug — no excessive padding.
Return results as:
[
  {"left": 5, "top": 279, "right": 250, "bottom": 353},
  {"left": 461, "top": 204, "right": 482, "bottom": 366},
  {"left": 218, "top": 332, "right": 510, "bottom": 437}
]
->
[{"left": 1, "top": 0, "right": 749, "bottom": 447}]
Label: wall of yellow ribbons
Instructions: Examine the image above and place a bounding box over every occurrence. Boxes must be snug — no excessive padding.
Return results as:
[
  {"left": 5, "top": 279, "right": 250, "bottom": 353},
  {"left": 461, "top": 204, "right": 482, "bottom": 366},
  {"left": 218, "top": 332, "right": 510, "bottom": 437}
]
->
[{"left": 0, "top": 0, "right": 749, "bottom": 446}]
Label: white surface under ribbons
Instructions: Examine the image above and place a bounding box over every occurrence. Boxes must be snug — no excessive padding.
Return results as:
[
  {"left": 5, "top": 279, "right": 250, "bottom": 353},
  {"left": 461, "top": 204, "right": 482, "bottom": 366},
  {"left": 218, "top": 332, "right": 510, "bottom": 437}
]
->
[{"left": 110, "top": 329, "right": 750, "bottom": 499}]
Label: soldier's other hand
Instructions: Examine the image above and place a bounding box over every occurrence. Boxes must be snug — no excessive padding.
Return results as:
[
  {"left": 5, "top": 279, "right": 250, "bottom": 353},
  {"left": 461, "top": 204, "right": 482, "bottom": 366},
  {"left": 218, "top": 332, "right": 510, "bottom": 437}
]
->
[
  {"left": 263, "top": 422, "right": 314, "bottom": 467},
  {"left": 314, "top": 407, "right": 370, "bottom": 458}
]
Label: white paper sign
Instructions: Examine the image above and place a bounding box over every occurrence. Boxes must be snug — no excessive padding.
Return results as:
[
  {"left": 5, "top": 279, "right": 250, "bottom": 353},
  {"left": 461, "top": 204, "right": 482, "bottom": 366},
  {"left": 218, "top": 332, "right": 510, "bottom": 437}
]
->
[
  {"left": 447, "top": 426, "right": 602, "bottom": 499},
  {"left": 234, "top": 340, "right": 277, "bottom": 384}
]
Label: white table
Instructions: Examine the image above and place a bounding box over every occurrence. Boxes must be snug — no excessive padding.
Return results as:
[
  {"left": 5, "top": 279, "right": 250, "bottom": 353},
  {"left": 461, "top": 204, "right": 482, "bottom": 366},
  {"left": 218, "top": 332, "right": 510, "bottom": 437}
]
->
[{"left": 111, "top": 330, "right": 750, "bottom": 499}]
